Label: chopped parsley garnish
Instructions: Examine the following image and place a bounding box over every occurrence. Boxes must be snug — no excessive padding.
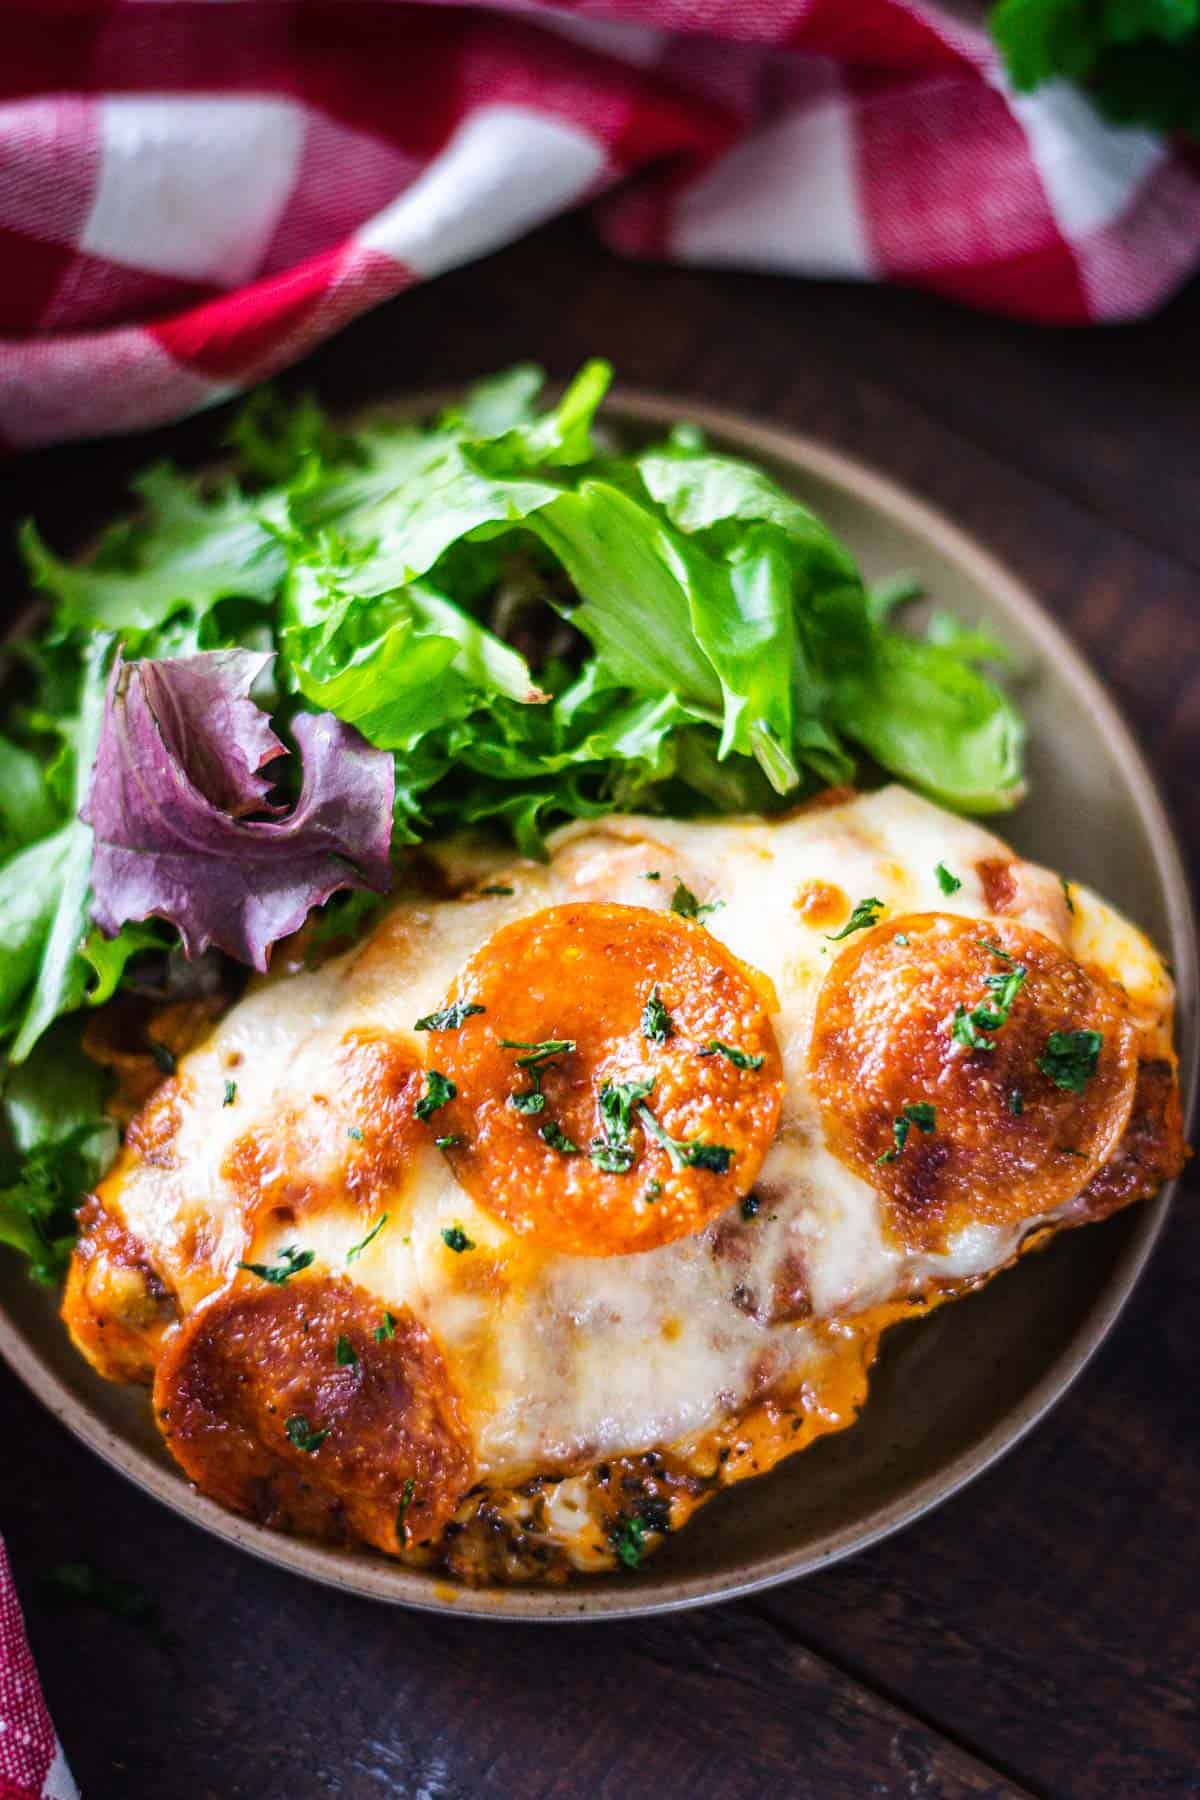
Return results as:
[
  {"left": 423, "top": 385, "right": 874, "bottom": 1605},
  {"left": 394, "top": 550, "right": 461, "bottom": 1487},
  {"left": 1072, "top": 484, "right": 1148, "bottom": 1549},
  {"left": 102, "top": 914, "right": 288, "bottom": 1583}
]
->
[
  {"left": 641, "top": 984, "right": 673, "bottom": 1045},
  {"left": 435, "top": 1134, "right": 460, "bottom": 1150},
  {"left": 1060, "top": 875, "right": 1075, "bottom": 915},
  {"left": 479, "top": 884, "right": 513, "bottom": 897},
  {"left": 670, "top": 879, "right": 724, "bottom": 922},
  {"left": 396, "top": 1477, "right": 416, "bottom": 1540},
  {"left": 415, "top": 1070, "right": 456, "bottom": 1119},
  {"left": 1059, "top": 1145, "right": 1087, "bottom": 1159},
  {"left": 935, "top": 862, "right": 962, "bottom": 895},
  {"left": 508, "top": 1085, "right": 546, "bottom": 1115},
  {"left": 238, "top": 1245, "right": 314, "bottom": 1285},
  {"left": 741, "top": 1193, "right": 760, "bottom": 1220},
  {"left": 285, "top": 1414, "right": 328, "bottom": 1454},
  {"left": 894, "top": 932, "right": 910, "bottom": 946},
  {"left": 610, "top": 1515, "right": 650, "bottom": 1570},
  {"left": 609, "top": 1502, "right": 670, "bottom": 1570},
  {"left": 335, "top": 1334, "right": 358, "bottom": 1368},
  {"left": 374, "top": 1311, "right": 397, "bottom": 1342},
  {"left": 950, "top": 957, "right": 1027, "bottom": 1053},
  {"left": 1008, "top": 1089, "right": 1024, "bottom": 1116},
  {"left": 441, "top": 1224, "right": 475, "bottom": 1253},
  {"left": 148, "top": 1038, "right": 176, "bottom": 1075},
  {"left": 414, "top": 1000, "right": 485, "bottom": 1032},
  {"left": 222, "top": 1079, "right": 237, "bottom": 1107},
  {"left": 698, "top": 1040, "right": 764, "bottom": 1070},
  {"left": 590, "top": 1076, "right": 655, "bottom": 1172},
  {"left": 642, "top": 1180, "right": 663, "bottom": 1205},
  {"left": 643, "top": 870, "right": 661, "bottom": 882},
  {"left": 499, "top": 1038, "right": 576, "bottom": 1070},
  {"left": 978, "top": 939, "right": 1014, "bottom": 963},
  {"left": 346, "top": 1125, "right": 364, "bottom": 1141},
  {"left": 637, "top": 1104, "right": 732, "bottom": 1174},
  {"left": 877, "top": 1102, "right": 937, "bottom": 1164},
  {"left": 1036, "top": 1029, "right": 1102, "bottom": 1093},
  {"left": 826, "top": 896, "right": 885, "bottom": 941},
  {"left": 346, "top": 1213, "right": 389, "bottom": 1262},
  {"left": 540, "top": 1120, "right": 580, "bottom": 1155}
]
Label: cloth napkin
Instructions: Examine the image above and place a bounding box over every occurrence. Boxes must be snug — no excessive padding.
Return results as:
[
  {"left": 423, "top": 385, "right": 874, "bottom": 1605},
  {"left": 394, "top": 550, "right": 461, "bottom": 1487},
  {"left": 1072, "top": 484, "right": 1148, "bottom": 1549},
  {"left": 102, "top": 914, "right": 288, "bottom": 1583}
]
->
[
  {"left": 0, "top": 1544, "right": 76, "bottom": 1800},
  {"left": 3, "top": 0, "right": 1199, "bottom": 449}
]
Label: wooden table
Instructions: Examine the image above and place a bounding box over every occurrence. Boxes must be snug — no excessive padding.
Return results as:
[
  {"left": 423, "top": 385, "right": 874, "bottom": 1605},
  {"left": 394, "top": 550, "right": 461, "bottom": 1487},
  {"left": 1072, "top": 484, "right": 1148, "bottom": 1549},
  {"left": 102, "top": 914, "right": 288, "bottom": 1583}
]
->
[{"left": 2, "top": 217, "right": 1198, "bottom": 1800}]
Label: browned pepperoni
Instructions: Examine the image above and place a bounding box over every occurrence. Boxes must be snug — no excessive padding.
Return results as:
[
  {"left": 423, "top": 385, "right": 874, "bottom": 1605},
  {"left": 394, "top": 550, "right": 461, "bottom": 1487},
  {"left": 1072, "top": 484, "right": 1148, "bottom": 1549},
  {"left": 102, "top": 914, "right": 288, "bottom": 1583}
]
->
[
  {"left": 153, "top": 1276, "right": 472, "bottom": 1555},
  {"left": 809, "top": 913, "right": 1139, "bottom": 1251},
  {"left": 429, "top": 903, "right": 783, "bottom": 1257}
]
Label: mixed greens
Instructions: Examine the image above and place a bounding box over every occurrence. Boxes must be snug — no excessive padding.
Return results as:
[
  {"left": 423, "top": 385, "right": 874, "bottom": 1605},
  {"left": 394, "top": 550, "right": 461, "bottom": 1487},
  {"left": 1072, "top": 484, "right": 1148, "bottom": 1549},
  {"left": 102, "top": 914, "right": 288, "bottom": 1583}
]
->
[
  {"left": 0, "top": 360, "right": 1024, "bottom": 1281},
  {"left": 991, "top": 0, "right": 1200, "bottom": 134}
]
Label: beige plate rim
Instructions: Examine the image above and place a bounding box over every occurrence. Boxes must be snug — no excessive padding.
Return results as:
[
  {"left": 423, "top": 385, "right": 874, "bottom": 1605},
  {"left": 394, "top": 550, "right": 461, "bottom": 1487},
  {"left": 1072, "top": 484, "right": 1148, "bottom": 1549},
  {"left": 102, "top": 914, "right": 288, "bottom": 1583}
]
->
[{"left": 1, "top": 387, "right": 1195, "bottom": 1621}]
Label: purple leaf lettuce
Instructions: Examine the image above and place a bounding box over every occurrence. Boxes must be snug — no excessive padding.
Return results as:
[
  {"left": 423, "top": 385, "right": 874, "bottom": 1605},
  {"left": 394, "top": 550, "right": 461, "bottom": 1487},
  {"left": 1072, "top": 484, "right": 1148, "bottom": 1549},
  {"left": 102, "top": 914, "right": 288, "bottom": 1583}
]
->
[{"left": 84, "top": 650, "right": 394, "bottom": 970}]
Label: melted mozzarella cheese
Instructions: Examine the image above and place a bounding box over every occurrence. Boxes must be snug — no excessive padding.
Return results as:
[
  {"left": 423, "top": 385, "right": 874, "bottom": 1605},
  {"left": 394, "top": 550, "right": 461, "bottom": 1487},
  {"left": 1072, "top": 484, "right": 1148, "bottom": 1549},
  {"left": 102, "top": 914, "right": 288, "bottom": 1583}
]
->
[{"left": 86, "top": 786, "right": 1175, "bottom": 1485}]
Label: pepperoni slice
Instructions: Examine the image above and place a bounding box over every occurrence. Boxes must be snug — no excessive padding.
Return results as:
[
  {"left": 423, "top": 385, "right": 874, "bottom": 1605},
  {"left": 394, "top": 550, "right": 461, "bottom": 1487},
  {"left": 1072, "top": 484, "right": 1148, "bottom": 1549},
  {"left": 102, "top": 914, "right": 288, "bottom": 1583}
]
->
[
  {"left": 153, "top": 1276, "right": 472, "bottom": 1555},
  {"left": 426, "top": 903, "right": 783, "bottom": 1257},
  {"left": 809, "top": 913, "right": 1139, "bottom": 1251}
]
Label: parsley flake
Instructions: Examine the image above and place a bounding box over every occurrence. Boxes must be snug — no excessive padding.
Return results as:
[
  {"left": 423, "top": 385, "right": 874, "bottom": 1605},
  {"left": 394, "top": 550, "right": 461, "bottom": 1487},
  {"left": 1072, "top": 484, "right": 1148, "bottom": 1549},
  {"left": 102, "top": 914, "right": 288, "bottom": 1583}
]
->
[
  {"left": 335, "top": 1334, "right": 358, "bottom": 1369},
  {"left": 877, "top": 1102, "right": 936, "bottom": 1164},
  {"left": 238, "top": 1245, "right": 314, "bottom": 1286},
  {"left": 590, "top": 1076, "right": 655, "bottom": 1173},
  {"left": 637, "top": 1105, "right": 732, "bottom": 1174},
  {"left": 415, "top": 1070, "right": 456, "bottom": 1120},
  {"left": 1008, "top": 1089, "right": 1024, "bottom": 1116},
  {"left": 346, "top": 1125, "right": 364, "bottom": 1141},
  {"left": 148, "top": 1039, "right": 176, "bottom": 1075},
  {"left": 222, "top": 1079, "right": 237, "bottom": 1107},
  {"left": 894, "top": 932, "right": 910, "bottom": 946},
  {"left": 610, "top": 1515, "right": 649, "bottom": 1570},
  {"left": 374, "top": 1311, "right": 397, "bottom": 1343},
  {"left": 642, "top": 1180, "right": 663, "bottom": 1205},
  {"left": 540, "top": 1120, "right": 580, "bottom": 1155},
  {"left": 698, "top": 1040, "right": 764, "bottom": 1070},
  {"left": 641, "top": 984, "right": 673, "bottom": 1045},
  {"left": 1036, "top": 1029, "right": 1102, "bottom": 1093},
  {"left": 950, "top": 959, "right": 1027, "bottom": 1053},
  {"left": 670, "top": 879, "right": 724, "bottom": 922},
  {"left": 414, "top": 1001, "right": 485, "bottom": 1032},
  {"left": 435, "top": 1134, "right": 460, "bottom": 1150},
  {"left": 741, "top": 1193, "right": 760, "bottom": 1220},
  {"left": 396, "top": 1477, "right": 416, "bottom": 1540},
  {"left": 1060, "top": 875, "right": 1076, "bottom": 915},
  {"left": 499, "top": 1038, "right": 576, "bottom": 1070},
  {"left": 826, "top": 897, "right": 885, "bottom": 941},
  {"left": 479, "top": 884, "right": 514, "bottom": 897},
  {"left": 441, "top": 1225, "right": 475, "bottom": 1253},
  {"left": 285, "top": 1415, "right": 328, "bottom": 1454},
  {"left": 643, "top": 870, "right": 661, "bottom": 882},
  {"left": 509, "top": 1085, "right": 546, "bottom": 1115},
  {"left": 346, "top": 1213, "right": 389, "bottom": 1262},
  {"left": 935, "top": 862, "right": 962, "bottom": 895}
]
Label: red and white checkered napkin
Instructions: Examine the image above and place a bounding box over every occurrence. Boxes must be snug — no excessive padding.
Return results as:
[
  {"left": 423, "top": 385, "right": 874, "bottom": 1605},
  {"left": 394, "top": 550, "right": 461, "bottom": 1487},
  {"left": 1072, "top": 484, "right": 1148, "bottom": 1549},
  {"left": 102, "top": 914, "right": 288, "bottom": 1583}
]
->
[
  {"left": 0, "top": 1543, "right": 76, "bottom": 1800},
  {"left": 2, "top": 0, "right": 1200, "bottom": 436}
]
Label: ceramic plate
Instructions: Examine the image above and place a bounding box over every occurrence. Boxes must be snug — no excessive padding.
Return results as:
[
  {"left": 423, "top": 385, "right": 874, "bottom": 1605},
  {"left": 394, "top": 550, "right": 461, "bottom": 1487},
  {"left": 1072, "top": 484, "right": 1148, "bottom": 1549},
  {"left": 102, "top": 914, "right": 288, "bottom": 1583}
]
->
[{"left": 1, "top": 391, "right": 1195, "bottom": 1620}]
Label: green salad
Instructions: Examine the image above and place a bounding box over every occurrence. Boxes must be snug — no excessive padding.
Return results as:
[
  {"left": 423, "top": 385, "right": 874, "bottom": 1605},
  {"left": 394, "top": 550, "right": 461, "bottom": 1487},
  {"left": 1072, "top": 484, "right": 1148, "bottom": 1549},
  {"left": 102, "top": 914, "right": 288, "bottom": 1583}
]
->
[{"left": 0, "top": 360, "right": 1024, "bottom": 1282}]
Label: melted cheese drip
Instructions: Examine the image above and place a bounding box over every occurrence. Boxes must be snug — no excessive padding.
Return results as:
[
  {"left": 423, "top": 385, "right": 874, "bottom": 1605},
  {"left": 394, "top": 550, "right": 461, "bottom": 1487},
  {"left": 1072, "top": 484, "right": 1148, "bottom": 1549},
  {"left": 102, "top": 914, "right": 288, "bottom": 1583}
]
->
[{"left": 91, "top": 787, "right": 1175, "bottom": 1485}]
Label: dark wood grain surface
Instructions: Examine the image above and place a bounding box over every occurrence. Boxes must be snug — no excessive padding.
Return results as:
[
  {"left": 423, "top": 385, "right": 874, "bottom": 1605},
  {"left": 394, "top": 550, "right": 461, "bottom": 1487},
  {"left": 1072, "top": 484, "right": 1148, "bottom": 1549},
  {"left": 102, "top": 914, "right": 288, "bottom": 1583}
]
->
[{"left": 1, "top": 216, "right": 1197, "bottom": 1800}]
